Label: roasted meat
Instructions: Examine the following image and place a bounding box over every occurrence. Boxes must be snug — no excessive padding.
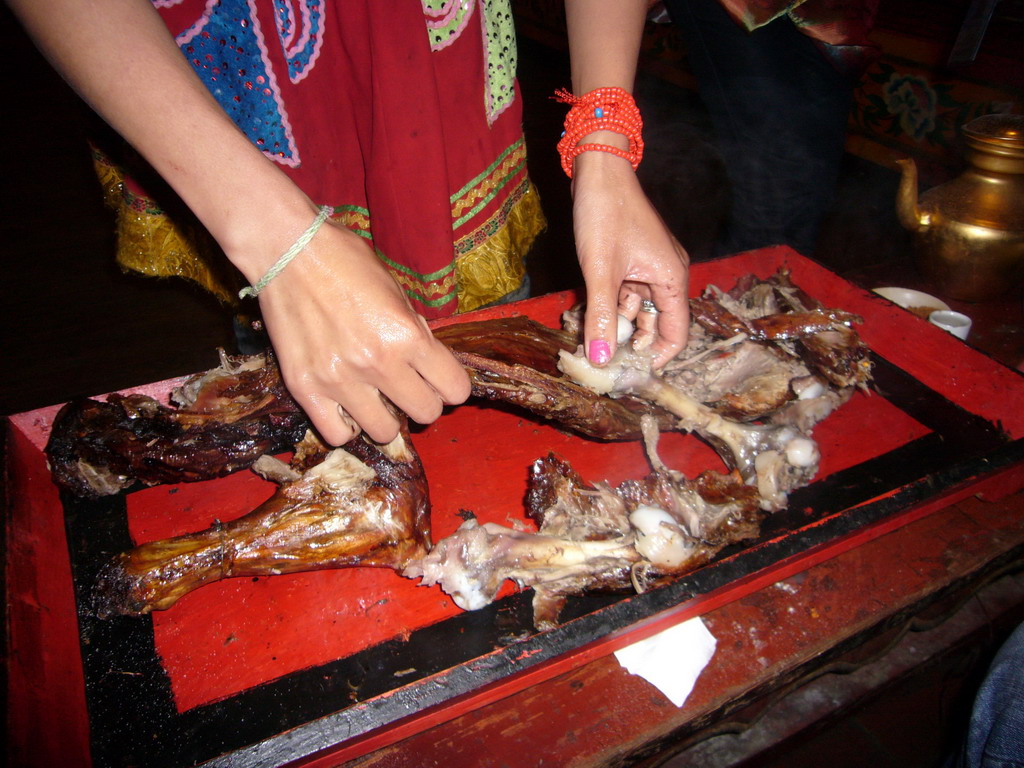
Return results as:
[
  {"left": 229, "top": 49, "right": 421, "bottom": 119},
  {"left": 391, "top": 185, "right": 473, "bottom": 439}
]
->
[
  {"left": 558, "top": 343, "right": 820, "bottom": 511},
  {"left": 94, "top": 425, "right": 430, "bottom": 616},
  {"left": 48, "top": 318, "right": 675, "bottom": 500},
  {"left": 688, "top": 298, "right": 861, "bottom": 343},
  {"left": 406, "top": 423, "right": 763, "bottom": 630},
  {"left": 49, "top": 272, "right": 865, "bottom": 499},
  {"left": 437, "top": 316, "right": 676, "bottom": 440},
  {"left": 52, "top": 269, "right": 871, "bottom": 628},
  {"left": 47, "top": 351, "right": 307, "bottom": 499},
  {"left": 702, "top": 269, "right": 873, "bottom": 391},
  {"left": 558, "top": 270, "right": 870, "bottom": 425},
  {"left": 663, "top": 329, "right": 805, "bottom": 422}
]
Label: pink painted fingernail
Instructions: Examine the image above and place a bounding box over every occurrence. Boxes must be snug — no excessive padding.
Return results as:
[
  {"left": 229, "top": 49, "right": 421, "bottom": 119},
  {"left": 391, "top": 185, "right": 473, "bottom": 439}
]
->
[{"left": 589, "top": 339, "right": 611, "bottom": 365}]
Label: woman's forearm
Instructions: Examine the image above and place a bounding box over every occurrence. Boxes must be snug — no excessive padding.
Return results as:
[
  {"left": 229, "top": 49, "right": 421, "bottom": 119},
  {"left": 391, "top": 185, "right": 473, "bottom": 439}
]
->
[
  {"left": 9, "top": 0, "right": 474, "bottom": 447},
  {"left": 565, "top": 0, "right": 648, "bottom": 93},
  {"left": 7, "top": 0, "right": 316, "bottom": 281},
  {"left": 561, "top": 0, "right": 691, "bottom": 367}
]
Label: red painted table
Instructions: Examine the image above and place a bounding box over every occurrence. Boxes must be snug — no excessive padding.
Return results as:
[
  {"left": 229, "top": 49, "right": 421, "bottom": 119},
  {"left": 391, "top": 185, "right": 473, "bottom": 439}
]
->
[
  {"left": 6, "top": 248, "right": 1024, "bottom": 768},
  {"left": 344, "top": 488, "right": 1024, "bottom": 768}
]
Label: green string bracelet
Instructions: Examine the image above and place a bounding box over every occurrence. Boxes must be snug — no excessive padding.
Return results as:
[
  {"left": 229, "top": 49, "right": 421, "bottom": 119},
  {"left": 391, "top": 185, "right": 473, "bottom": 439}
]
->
[{"left": 238, "top": 205, "right": 333, "bottom": 299}]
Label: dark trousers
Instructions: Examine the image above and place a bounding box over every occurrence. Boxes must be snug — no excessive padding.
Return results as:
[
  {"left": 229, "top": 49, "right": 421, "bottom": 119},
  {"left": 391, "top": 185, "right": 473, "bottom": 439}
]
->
[
  {"left": 950, "top": 621, "right": 1024, "bottom": 768},
  {"left": 663, "top": 0, "right": 855, "bottom": 256}
]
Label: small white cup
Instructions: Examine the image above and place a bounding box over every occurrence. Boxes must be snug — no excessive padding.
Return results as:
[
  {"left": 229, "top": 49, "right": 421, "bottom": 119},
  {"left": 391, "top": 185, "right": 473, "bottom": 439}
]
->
[{"left": 929, "top": 310, "right": 972, "bottom": 340}]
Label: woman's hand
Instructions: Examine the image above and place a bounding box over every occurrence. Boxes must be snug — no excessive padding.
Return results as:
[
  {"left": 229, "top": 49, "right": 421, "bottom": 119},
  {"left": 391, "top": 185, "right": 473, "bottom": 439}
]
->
[
  {"left": 561, "top": 0, "right": 685, "bottom": 366},
  {"left": 249, "top": 217, "right": 471, "bottom": 446},
  {"left": 9, "top": 0, "right": 469, "bottom": 447},
  {"left": 571, "top": 150, "right": 690, "bottom": 369}
]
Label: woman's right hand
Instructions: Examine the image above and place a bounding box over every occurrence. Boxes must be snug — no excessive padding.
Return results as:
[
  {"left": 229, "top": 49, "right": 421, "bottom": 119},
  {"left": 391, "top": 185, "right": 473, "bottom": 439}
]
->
[
  {"left": 9, "top": 0, "right": 471, "bottom": 447},
  {"left": 249, "top": 216, "right": 471, "bottom": 446}
]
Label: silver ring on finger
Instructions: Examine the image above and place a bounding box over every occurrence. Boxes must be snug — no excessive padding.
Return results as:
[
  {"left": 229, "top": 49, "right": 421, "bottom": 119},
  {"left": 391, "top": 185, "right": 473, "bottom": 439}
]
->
[{"left": 639, "top": 299, "right": 658, "bottom": 314}]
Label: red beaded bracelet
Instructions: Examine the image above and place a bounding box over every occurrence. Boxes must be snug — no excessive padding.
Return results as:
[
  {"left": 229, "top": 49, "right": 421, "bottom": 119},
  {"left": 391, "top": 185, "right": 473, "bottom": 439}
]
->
[{"left": 554, "top": 86, "right": 644, "bottom": 179}]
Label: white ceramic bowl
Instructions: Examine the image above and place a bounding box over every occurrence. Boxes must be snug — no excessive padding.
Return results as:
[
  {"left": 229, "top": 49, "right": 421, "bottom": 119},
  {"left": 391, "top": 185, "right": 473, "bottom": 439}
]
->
[
  {"left": 872, "top": 287, "right": 951, "bottom": 316},
  {"left": 929, "top": 310, "right": 972, "bottom": 340}
]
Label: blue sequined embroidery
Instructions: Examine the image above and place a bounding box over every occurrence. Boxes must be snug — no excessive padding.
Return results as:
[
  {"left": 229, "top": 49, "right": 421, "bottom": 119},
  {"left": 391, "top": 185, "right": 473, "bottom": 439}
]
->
[
  {"left": 272, "top": 0, "right": 326, "bottom": 84},
  {"left": 172, "top": 0, "right": 308, "bottom": 166}
]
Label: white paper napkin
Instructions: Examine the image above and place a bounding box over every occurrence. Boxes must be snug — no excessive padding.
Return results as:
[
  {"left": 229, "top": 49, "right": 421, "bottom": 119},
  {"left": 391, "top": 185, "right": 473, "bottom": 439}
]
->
[{"left": 613, "top": 616, "right": 717, "bottom": 707}]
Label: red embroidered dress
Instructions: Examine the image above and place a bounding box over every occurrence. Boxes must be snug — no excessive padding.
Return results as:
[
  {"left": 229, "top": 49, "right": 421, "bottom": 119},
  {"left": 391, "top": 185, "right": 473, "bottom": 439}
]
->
[{"left": 97, "top": 0, "right": 544, "bottom": 315}]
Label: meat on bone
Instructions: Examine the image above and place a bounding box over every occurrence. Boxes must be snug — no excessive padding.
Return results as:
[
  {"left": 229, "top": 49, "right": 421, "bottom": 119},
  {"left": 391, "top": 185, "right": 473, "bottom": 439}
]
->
[
  {"left": 406, "top": 431, "right": 762, "bottom": 630},
  {"left": 49, "top": 271, "right": 863, "bottom": 500},
  {"left": 52, "top": 269, "right": 870, "bottom": 629},
  {"left": 557, "top": 344, "right": 819, "bottom": 511},
  {"left": 94, "top": 425, "right": 430, "bottom": 616},
  {"left": 46, "top": 350, "right": 308, "bottom": 499}
]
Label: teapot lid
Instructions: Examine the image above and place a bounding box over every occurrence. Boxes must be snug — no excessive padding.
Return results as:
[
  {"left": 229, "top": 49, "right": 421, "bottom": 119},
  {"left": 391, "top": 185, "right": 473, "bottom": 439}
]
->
[{"left": 963, "top": 114, "right": 1024, "bottom": 153}]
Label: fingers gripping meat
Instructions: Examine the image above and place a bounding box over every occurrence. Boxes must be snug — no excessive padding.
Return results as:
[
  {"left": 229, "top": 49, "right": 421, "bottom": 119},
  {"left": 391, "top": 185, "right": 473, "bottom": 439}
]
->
[
  {"left": 436, "top": 316, "right": 676, "bottom": 440},
  {"left": 48, "top": 279, "right": 852, "bottom": 501},
  {"left": 53, "top": 270, "right": 868, "bottom": 628},
  {"left": 48, "top": 321, "right": 674, "bottom": 500},
  {"left": 94, "top": 425, "right": 430, "bottom": 616}
]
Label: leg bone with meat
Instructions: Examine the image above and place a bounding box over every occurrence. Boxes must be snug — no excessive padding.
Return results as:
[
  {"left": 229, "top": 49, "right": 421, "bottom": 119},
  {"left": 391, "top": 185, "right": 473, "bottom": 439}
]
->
[{"left": 95, "top": 425, "right": 430, "bottom": 616}]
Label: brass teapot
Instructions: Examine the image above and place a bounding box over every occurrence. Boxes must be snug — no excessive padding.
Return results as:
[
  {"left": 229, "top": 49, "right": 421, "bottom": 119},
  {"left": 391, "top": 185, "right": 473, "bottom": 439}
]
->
[{"left": 896, "top": 114, "right": 1024, "bottom": 302}]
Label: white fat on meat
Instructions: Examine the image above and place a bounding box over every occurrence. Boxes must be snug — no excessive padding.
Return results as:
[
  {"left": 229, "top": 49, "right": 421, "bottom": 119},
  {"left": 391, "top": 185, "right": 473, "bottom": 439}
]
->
[
  {"left": 792, "top": 376, "right": 826, "bottom": 400},
  {"left": 406, "top": 518, "right": 639, "bottom": 612},
  {"left": 753, "top": 433, "right": 819, "bottom": 511},
  {"left": 629, "top": 505, "right": 694, "bottom": 570},
  {"left": 557, "top": 343, "right": 655, "bottom": 397},
  {"left": 251, "top": 455, "right": 302, "bottom": 484},
  {"left": 171, "top": 349, "right": 267, "bottom": 408},
  {"left": 307, "top": 448, "right": 376, "bottom": 489},
  {"left": 785, "top": 435, "right": 819, "bottom": 467},
  {"left": 284, "top": 448, "right": 401, "bottom": 535}
]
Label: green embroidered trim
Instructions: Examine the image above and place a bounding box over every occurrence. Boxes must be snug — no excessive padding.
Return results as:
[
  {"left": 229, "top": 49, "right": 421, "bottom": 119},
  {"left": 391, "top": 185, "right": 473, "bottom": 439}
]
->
[
  {"left": 405, "top": 286, "right": 458, "bottom": 309},
  {"left": 334, "top": 203, "right": 370, "bottom": 216},
  {"left": 329, "top": 204, "right": 373, "bottom": 240},
  {"left": 452, "top": 153, "right": 526, "bottom": 230},
  {"left": 450, "top": 137, "right": 523, "bottom": 204},
  {"left": 422, "top": 1, "right": 516, "bottom": 125},
  {"left": 333, "top": 208, "right": 459, "bottom": 306},
  {"left": 453, "top": 176, "right": 529, "bottom": 255},
  {"left": 481, "top": 0, "right": 517, "bottom": 124},
  {"left": 376, "top": 248, "right": 457, "bottom": 283}
]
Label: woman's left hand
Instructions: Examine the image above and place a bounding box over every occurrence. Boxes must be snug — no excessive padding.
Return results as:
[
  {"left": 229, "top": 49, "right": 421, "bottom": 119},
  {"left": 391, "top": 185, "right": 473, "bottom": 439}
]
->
[{"left": 571, "top": 149, "right": 690, "bottom": 369}]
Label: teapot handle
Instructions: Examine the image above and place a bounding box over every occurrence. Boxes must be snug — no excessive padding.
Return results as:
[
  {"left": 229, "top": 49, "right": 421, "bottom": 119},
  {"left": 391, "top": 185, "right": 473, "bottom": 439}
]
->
[{"left": 896, "top": 157, "right": 929, "bottom": 233}]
